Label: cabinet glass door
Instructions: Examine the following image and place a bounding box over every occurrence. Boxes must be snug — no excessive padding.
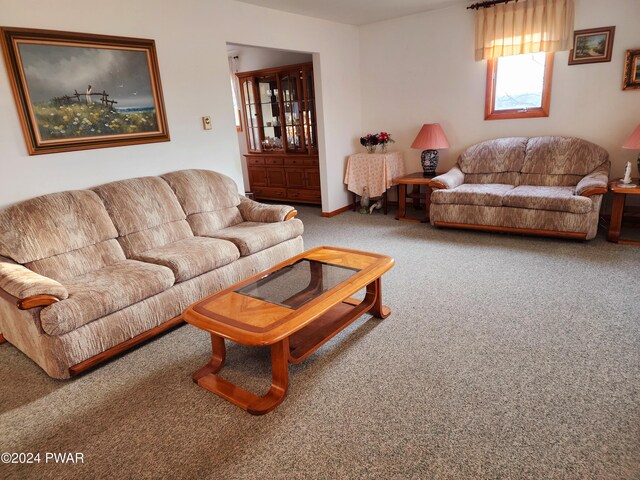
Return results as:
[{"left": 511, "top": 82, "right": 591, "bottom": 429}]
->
[
  {"left": 281, "top": 72, "right": 304, "bottom": 153},
  {"left": 257, "top": 75, "right": 283, "bottom": 151},
  {"left": 303, "top": 68, "right": 317, "bottom": 153},
  {"left": 242, "top": 79, "right": 260, "bottom": 151}
]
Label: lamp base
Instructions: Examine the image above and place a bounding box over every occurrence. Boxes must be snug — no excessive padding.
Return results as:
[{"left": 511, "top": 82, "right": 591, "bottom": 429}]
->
[{"left": 421, "top": 150, "right": 439, "bottom": 177}]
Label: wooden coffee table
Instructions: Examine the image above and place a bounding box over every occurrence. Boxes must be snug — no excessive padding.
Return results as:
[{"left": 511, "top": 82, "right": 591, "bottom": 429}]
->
[{"left": 183, "top": 246, "right": 394, "bottom": 415}]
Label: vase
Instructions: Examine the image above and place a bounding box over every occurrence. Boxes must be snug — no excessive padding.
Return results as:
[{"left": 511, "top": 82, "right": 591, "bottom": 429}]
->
[
  {"left": 379, "top": 143, "right": 387, "bottom": 153},
  {"left": 366, "top": 145, "right": 376, "bottom": 154}
]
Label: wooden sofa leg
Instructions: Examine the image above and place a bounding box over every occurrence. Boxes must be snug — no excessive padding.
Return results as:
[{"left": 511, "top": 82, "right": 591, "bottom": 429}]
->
[{"left": 0, "top": 333, "right": 6, "bottom": 344}]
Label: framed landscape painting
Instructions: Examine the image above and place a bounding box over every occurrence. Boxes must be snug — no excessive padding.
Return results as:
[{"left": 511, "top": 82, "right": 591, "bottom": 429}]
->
[
  {"left": 568, "top": 26, "right": 615, "bottom": 65},
  {"left": 622, "top": 49, "right": 640, "bottom": 90},
  {"left": 0, "top": 27, "right": 169, "bottom": 155}
]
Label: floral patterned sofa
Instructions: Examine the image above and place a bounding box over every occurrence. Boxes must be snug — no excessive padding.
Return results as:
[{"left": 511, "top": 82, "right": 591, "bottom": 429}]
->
[
  {"left": 0, "top": 169, "right": 303, "bottom": 378},
  {"left": 428, "top": 136, "right": 610, "bottom": 240}
]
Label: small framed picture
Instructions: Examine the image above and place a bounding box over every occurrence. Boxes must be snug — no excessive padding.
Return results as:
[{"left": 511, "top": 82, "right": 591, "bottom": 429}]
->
[
  {"left": 568, "top": 26, "right": 615, "bottom": 65},
  {"left": 622, "top": 49, "right": 640, "bottom": 90}
]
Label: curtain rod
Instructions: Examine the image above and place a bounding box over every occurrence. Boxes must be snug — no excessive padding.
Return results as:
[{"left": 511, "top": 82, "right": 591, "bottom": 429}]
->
[{"left": 467, "top": 0, "right": 520, "bottom": 10}]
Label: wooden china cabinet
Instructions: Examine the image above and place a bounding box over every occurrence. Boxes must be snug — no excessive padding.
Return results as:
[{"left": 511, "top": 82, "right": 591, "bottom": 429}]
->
[{"left": 237, "top": 62, "right": 320, "bottom": 205}]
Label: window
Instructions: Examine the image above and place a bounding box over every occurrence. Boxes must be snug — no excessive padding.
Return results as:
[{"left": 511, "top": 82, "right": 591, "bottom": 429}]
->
[{"left": 485, "top": 52, "right": 554, "bottom": 120}]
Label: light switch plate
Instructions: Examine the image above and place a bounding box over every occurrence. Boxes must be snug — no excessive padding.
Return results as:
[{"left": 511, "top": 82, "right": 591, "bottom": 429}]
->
[{"left": 202, "top": 116, "right": 212, "bottom": 130}]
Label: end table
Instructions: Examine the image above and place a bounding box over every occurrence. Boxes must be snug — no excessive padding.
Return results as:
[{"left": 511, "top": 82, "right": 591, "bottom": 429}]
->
[
  {"left": 607, "top": 179, "right": 640, "bottom": 246},
  {"left": 394, "top": 172, "right": 437, "bottom": 223}
]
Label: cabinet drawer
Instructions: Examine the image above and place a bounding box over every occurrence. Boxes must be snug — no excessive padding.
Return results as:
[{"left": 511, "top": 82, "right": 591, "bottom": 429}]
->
[
  {"left": 304, "top": 157, "right": 319, "bottom": 166},
  {"left": 265, "top": 157, "right": 284, "bottom": 165},
  {"left": 287, "top": 189, "right": 321, "bottom": 202},
  {"left": 284, "top": 157, "right": 306, "bottom": 166},
  {"left": 254, "top": 186, "right": 287, "bottom": 199},
  {"left": 247, "top": 157, "right": 265, "bottom": 166}
]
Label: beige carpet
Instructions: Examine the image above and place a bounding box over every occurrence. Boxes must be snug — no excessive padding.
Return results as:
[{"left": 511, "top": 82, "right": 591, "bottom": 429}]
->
[{"left": 1, "top": 205, "right": 639, "bottom": 480}]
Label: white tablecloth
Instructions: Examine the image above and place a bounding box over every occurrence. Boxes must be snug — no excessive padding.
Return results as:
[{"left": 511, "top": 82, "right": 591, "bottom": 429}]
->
[{"left": 344, "top": 151, "right": 406, "bottom": 198}]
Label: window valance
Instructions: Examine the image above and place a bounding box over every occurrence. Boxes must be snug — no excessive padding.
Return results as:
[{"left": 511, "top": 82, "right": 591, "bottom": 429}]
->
[{"left": 475, "top": 0, "right": 574, "bottom": 61}]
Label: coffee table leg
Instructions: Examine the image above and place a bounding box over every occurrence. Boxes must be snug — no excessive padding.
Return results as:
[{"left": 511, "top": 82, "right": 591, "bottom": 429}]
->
[
  {"left": 192, "top": 334, "right": 226, "bottom": 382},
  {"left": 247, "top": 339, "right": 289, "bottom": 415},
  {"left": 367, "top": 278, "right": 391, "bottom": 319},
  {"left": 193, "top": 338, "right": 290, "bottom": 416}
]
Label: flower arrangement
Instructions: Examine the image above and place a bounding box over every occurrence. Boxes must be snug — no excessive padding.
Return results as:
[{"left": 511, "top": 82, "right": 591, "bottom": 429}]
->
[
  {"left": 360, "top": 133, "right": 378, "bottom": 153},
  {"left": 360, "top": 132, "right": 395, "bottom": 153},
  {"left": 376, "top": 132, "right": 395, "bottom": 152}
]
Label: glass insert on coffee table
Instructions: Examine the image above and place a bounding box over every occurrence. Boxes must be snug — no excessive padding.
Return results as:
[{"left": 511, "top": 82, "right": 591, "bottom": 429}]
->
[{"left": 182, "top": 246, "right": 394, "bottom": 415}]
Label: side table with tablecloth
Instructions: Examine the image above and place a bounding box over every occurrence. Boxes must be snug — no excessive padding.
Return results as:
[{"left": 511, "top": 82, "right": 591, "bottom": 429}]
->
[{"left": 344, "top": 152, "right": 406, "bottom": 213}]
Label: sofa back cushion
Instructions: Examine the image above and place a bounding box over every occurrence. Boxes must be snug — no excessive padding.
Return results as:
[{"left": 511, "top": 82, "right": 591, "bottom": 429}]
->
[
  {"left": 0, "top": 191, "right": 124, "bottom": 281},
  {"left": 162, "top": 169, "right": 243, "bottom": 235},
  {"left": 458, "top": 137, "right": 527, "bottom": 175},
  {"left": 93, "top": 176, "right": 193, "bottom": 257},
  {"left": 520, "top": 136, "right": 609, "bottom": 186}
]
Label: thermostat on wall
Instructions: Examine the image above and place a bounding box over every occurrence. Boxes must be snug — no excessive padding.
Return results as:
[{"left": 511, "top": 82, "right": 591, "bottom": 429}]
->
[{"left": 202, "top": 116, "right": 212, "bottom": 130}]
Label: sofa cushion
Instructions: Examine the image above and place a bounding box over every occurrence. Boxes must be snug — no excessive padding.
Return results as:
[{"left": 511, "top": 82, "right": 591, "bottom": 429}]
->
[
  {"left": 458, "top": 137, "right": 527, "bottom": 174},
  {"left": 93, "top": 176, "right": 186, "bottom": 236},
  {"left": 207, "top": 219, "right": 304, "bottom": 257},
  {"left": 502, "top": 186, "right": 593, "bottom": 214},
  {"left": 522, "top": 136, "right": 609, "bottom": 177},
  {"left": 162, "top": 170, "right": 244, "bottom": 233},
  {"left": 117, "top": 220, "right": 194, "bottom": 259},
  {"left": 25, "top": 239, "right": 126, "bottom": 283},
  {"left": 40, "top": 260, "right": 175, "bottom": 336},
  {"left": 0, "top": 190, "right": 119, "bottom": 264},
  {"left": 431, "top": 184, "right": 515, "bottom": 207},
  {"left": 133, "top": 237, "right": 240, "bottom": 282},
  {"left": 463, "top": 172, "right": 521, "bottom": 186},
  {"left": 93, "top": 176, "right": 194, "bottom": 257}
]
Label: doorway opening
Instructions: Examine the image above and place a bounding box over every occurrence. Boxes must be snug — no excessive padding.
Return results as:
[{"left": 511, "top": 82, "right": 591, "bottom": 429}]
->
[{"left": 226, "top": 43, "right": 322, "bottom": 209}]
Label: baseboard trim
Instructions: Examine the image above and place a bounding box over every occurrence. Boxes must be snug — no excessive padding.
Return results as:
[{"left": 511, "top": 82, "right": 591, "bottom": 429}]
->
[
  {"left": 321, "top": 205, "right": 351, "bottom": 217},
  {"left": 68, "top": 316, "right": 184, "bottom": 376},
  {"left": 433, "top": 221, "right": 588, "bottom": 240}
]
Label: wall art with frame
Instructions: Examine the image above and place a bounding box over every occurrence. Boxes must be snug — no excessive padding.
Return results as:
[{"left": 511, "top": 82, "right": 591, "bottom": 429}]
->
[
  {"left": 0, "top": 27, "right": 170, "bottom": 155},
  {"left": 622, "top": 49, "right": 640, "bottom": 90},
  {"left": 568, "top": 26, "right": 615, "bottom": 65}
]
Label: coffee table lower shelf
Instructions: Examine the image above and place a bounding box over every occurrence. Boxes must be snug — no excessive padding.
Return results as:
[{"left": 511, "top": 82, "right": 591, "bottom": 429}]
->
[{"left": 191, "top": 279, "right": 390, "bottom": 415}]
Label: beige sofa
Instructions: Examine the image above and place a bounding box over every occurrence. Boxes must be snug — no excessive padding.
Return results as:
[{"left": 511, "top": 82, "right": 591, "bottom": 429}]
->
[
  {"left": 0, "top": 169, "right": 304, "bottom": 379},
  {"left": 429, "top": 136, "right": 610, "bottom": 240}
]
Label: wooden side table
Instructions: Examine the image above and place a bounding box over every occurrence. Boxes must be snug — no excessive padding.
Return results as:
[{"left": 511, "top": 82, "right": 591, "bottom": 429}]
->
[
  {"left": 344, "top": 152, "right": 406, "bottom": 215},
  {"left": 394, "top": 172, "right": 437, "bottom": 223},
  {"left": 607, "top": 179, "right": 640, "bottom": 246}
]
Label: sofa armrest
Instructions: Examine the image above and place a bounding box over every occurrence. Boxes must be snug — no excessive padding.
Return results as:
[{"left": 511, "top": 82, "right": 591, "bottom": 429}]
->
[
  {"left": 238, "top": 196, "right": 297, "bottom": 223},
  {"left": 429, "top": 166, "right": 465, "bottom": 190},
  {"left": 576, "top": 167, "right": 609, "bottom": 197},
  {"left": 0, "top": 256, "right": 67, "bottom": 309}
]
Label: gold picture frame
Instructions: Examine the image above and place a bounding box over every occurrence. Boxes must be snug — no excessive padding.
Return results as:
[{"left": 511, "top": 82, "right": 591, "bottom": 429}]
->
[
  {"left": 0, "top": 27, "right": 170, "bottom": 155},
  {"left": 622, "top": 49, "right": 640, "bottom": 90}
]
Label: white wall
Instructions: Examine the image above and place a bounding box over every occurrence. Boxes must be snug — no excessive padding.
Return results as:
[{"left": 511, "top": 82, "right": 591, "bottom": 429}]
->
[
  {"left": 0, "top": 0, "right": 361, "bottom": 213},
  {"left": 228, "top": 44, "right": 312, "bottom": 72},
  {"left": 359, "top": 0, "right": 640, "bottom": 179}
]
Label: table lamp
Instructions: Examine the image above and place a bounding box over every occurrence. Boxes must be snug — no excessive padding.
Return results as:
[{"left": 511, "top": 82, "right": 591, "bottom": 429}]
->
[
  {"left": 411, "top": 123, "right": 450, "bottom": 177},
  {"left": 622, "top": 123, "right": 640, "bottom": 176}
]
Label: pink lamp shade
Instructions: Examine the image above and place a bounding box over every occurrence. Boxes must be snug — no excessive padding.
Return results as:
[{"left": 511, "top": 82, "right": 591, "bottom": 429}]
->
[
  {"left": 411, "top": 123, "right": 450, "bottom": 150},
  {"left": 622, "top": 124, "right": 640, "bottom": 149}
]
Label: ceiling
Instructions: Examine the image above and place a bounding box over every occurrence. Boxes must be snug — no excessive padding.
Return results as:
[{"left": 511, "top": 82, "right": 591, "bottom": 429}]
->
[{"left": 234, "top": 0, "right": 468, "bottom": 26}]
